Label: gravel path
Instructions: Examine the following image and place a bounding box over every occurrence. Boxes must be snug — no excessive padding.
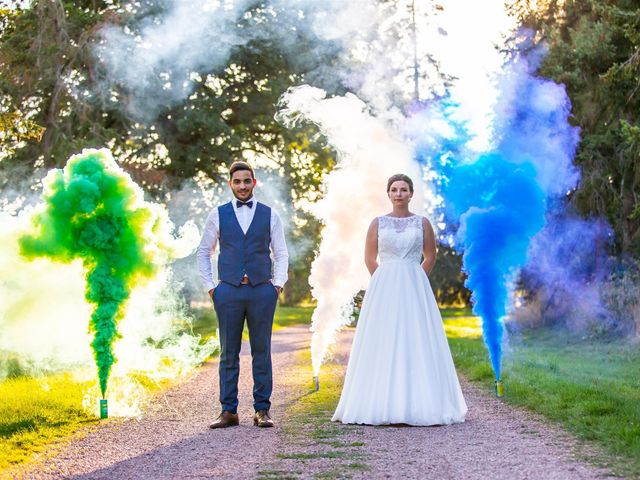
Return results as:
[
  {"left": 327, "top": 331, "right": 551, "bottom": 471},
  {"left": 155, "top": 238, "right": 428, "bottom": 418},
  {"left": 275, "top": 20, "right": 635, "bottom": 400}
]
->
[
  {"left": 11, "top": 326, "right": 615, "bottom": 480},
  {"left": 263, "top": 329, "right": 615, "bottom": 480}
]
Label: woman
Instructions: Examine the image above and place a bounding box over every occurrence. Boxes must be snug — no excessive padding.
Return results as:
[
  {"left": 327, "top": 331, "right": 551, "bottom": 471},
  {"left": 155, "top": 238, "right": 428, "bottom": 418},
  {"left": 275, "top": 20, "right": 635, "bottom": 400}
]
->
[{"left": 332, "top": 174, "right": 467, "bottom": 426}]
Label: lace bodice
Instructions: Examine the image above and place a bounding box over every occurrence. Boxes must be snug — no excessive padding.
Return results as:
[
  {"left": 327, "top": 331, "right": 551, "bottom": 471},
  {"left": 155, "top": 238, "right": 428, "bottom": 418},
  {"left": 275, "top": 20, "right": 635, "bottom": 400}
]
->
[{"left": 377, "top": 215, "right": 424, "bottom": 263}]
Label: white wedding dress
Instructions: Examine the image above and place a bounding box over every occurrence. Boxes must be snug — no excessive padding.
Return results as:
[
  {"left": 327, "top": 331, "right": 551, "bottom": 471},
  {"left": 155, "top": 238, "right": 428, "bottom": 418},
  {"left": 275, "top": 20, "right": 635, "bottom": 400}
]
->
[{"left": 332, "top": 215, "right": 467, "bottom": 426}]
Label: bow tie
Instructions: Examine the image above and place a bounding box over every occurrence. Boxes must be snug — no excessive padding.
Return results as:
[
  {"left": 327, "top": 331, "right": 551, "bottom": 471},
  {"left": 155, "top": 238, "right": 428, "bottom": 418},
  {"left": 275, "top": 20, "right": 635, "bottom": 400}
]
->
[{"left": 236, "top": 200, "right": 253, "bottom": 208}]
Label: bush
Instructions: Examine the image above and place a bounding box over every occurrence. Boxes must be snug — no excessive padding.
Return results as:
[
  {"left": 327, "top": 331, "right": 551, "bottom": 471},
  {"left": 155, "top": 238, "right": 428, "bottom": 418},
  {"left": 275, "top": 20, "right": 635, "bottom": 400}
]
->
[
  {"left": 600, "top": 259, "right": 640, "bottom": 338},
  {"left": 515, "top": 258, "right": 640, "bottom": 339}
]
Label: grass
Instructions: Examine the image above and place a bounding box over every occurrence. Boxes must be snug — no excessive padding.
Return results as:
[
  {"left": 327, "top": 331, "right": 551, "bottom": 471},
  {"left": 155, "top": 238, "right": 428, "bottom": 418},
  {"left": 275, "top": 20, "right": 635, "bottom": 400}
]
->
[
  {"left": 318, "top": 441, "right": 365, "bottom": 448},
  {"left": 190, "top": 305, "right": 314, "bottom": 340},
  {"left": 313, "top": 471, "right": 353, "bottom": 480},
  {"left": 439, "top": 307, "right": 474, "bottom": 318},
  {"left": 284, "top": 351, "right": 348, "bottom": 437},
  {"left": 257, "top": 470, "right": 302, "bottom": 480},
  {"left": 271, "top": 306, "right": 314, "bottom": 330},
  {"left": 0, "top": 374, "right": 96, "bottom": 471},
  {"left": 276, "top": 451, "right": 352, "bottom": 460},
  {"left": 275, "top": 347, "right": 368, "bottom": 478},
  {"left": 442, "top": 310, "right": 640, "bottom": 477}
]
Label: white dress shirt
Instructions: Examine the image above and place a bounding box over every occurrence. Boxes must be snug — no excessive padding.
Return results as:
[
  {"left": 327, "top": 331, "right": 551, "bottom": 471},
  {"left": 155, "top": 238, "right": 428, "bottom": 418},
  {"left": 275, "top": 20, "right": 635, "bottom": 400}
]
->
[{"left": 197, "top": 196, "right": 289, "bottom": 292}]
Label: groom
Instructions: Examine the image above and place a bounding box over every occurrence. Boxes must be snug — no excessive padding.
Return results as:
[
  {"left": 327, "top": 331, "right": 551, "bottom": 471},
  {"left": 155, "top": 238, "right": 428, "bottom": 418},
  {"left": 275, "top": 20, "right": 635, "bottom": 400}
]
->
[{"left": 197, "top": 161, "right": 288, "bottom": 428}]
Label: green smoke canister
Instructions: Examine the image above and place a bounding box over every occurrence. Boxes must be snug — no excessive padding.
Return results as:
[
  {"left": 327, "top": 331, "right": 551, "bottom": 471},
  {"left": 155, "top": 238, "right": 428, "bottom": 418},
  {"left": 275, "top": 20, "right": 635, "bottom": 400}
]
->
[{"left": 100, "top": 399, "right": 108, "bottom": 419}]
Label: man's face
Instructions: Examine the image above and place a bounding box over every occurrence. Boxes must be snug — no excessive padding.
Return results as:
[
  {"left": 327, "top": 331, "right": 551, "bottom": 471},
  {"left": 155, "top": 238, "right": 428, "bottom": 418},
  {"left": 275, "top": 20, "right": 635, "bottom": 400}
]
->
[{"left": 229, "top": 170, "right": 256, "bottom": 201}]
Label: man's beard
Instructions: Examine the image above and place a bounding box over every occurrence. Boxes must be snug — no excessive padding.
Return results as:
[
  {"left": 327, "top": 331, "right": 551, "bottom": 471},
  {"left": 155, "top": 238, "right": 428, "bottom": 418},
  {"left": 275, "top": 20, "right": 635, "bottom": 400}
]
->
[{"left": 232, "top": 189, "right": 253, "bottom": 200}]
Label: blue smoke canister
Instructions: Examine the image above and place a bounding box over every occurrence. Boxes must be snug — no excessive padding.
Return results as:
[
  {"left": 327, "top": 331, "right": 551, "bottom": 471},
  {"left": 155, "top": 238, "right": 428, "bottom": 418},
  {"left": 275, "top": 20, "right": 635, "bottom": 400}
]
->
[
  {"left": 100, "top": 399, "right": 108, "bottom": 419},
  {"left": 494, "top": 379, "right": 504, "bottom": 398}
]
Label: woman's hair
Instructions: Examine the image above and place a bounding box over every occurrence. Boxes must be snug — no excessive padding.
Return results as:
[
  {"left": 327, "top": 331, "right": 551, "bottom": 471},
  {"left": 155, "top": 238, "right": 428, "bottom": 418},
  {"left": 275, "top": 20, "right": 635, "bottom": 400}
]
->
[
  {"left": 386, "top": 174, "right": 414, "bottom": 193},
  {"left": 229, "top": 160, "right": 255, "bottom": 179}
]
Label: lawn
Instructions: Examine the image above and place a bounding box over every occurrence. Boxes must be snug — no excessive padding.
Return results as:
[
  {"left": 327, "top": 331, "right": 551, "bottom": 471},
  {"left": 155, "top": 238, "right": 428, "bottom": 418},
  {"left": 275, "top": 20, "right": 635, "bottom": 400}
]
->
[
  {"left": 443, "top": 311, "right": 640, "bottom": 477},
  {"left": 0, "top": 374, "right": 96, "bottom": 471},
  {"left": 190, "top": 304, "right": 314, "bottom": 339}
]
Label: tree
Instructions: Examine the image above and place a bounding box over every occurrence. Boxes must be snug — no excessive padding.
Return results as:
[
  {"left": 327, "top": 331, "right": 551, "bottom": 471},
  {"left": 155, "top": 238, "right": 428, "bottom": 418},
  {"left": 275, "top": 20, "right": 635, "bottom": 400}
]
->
[
  {"left": 0, "top": 5, "right": 45, "bottom": 157},
  {"left": 0, "top": 0, "right": 340, "bottom": 304},
  {"left": 429, "top": 244, "right": 471, "bottom": 306},
  {"left": 0, "top": 1, "right": 128, "bottom": 172},
  {"left": 0, "top": 1, "right": 338, "bottom": 184},
  {"left": 0, "top": 0, "right": 467, "bottom": 305},
  {"left": 511, "top": 0, "right": 640, "bottom": 255}
]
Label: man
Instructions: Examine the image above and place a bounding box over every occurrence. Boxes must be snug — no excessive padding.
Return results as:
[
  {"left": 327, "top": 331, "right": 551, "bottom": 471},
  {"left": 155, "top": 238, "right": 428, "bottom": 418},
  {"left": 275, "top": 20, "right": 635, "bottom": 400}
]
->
[{"left": 197, "top": 161, "right": 288, "bottom": 428}]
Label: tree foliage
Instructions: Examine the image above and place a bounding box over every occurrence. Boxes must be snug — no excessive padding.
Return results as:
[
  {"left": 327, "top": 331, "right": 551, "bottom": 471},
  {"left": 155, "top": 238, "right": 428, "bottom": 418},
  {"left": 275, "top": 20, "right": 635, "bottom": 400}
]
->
[
  {"left": 0, "top": 1, "right": 337, "bottom": 188},
  {"left": 429, "top": 244, "right": 471, "bottom": 307},
  {"left": 0, "top": 0, "right": 340, "bottom": 304},
  {"left": 512, "top": 0, "right": 640, "bottom": 256},
  {"left": 0, "top": 0, "right": 466, "bottom": 305}
]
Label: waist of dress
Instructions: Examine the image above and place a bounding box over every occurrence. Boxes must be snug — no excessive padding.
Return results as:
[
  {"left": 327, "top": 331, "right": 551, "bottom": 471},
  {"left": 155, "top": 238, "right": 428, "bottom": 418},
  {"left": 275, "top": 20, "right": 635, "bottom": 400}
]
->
[{"left": 379, "top": 258, "right": 421, "bottom": 265}]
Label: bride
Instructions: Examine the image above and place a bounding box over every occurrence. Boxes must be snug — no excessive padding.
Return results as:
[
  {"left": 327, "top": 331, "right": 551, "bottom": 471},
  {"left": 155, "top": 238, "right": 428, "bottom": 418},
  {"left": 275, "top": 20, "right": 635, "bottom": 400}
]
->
[{"left": 332, "top": 174, "right": 467, "bottom": 426}]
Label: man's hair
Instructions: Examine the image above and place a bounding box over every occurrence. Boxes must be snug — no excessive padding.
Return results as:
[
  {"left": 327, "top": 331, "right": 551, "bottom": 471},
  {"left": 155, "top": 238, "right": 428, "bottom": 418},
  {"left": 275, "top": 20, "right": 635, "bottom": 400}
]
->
[
  {"left": 387, "top": 173, "right": 414, "bottom": 193},
  {"left": 229, "top": 161, "right": 255, "bottom": 179}
]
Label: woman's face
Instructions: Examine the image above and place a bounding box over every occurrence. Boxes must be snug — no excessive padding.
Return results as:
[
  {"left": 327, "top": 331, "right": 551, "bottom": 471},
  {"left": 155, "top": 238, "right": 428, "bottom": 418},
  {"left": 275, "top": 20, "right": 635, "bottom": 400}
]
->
[{"left": 387, "top": 180, "right": 412, "bottom": 207}]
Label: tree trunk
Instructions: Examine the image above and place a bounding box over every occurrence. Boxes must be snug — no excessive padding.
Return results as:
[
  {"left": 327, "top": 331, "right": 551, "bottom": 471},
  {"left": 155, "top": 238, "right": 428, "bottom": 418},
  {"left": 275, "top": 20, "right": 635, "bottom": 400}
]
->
[{"left": 36, "top": 0, "right": 69, "bottom": 166}]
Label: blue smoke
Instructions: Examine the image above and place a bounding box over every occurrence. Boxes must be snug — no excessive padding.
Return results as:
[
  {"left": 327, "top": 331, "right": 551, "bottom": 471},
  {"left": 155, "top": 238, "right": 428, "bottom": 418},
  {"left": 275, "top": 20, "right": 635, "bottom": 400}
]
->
[
  {"left": 524, "top": 211, "right": 614, "bottom": 330},
  {"left": 412, "top": 49, "right": 580, "bottom": 380},
  {"left": 446, "top": 156, "right": 545, "bottom": 378}
]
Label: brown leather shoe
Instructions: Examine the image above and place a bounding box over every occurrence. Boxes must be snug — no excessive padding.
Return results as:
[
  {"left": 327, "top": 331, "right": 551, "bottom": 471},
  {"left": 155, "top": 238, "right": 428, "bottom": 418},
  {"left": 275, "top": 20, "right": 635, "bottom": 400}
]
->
[
  {"left": 209, "top": 411, "right": 239, "bottom": 429},
  {"left": 253, "top": 410, "right": 274, "bottom": 428}
]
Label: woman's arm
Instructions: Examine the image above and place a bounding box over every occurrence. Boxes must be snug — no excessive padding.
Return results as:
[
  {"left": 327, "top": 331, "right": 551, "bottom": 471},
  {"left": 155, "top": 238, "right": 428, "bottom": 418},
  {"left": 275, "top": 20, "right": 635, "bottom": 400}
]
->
[
  {"left": 421, "top": 217, "right": 437, "bottom": 276},
  {"left": 364, "top": 218, "right": 379, "bottom": 275}
]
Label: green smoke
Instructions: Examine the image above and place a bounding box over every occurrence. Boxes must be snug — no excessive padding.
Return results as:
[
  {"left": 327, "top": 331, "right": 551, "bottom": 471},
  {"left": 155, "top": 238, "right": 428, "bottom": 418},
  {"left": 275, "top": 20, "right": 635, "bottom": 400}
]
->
[{"left": 19, "top": 149, "right": 170, "bottom": 397}]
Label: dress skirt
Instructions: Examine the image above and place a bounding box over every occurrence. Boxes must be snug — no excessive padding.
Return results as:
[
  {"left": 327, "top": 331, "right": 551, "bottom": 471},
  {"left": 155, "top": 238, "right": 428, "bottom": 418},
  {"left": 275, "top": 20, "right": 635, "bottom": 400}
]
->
[{"left": 332, "top": 259, "right": 467, "bottom": 426}]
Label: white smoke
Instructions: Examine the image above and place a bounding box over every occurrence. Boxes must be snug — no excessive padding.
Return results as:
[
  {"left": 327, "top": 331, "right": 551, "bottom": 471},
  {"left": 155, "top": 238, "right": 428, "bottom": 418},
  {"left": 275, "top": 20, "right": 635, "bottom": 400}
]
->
[
  {"left": 95, "top": 0, "right": 253, "bottom": 120},
  {"left": 273, "top": 0, "right": 521, "bottom": 376},
  {"left": 94, "top": 0, "right": 441, "bottom": 121},
  {"left": 278, "top": 85, "right": 431, "bottom": 373},
  {"left": 0, "top": 211, "right": 93, "bottom": 374}
]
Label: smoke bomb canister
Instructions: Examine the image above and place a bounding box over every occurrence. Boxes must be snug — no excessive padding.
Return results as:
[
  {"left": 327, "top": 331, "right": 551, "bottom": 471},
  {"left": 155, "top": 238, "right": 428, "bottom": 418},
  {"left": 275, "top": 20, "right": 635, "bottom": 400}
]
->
[
  {"left": 494, "top": 379, "right": 504, "bottom": 398},
  {"left": 100, "top": 399, "right": 108, "bottom": 419},
  {"left": 314, "top": 376, "right": 319, "bottom": 391}
]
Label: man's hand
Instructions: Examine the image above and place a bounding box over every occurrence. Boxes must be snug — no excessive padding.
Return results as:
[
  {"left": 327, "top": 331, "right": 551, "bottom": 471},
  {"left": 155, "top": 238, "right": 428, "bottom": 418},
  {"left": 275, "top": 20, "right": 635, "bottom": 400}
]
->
[
  {"left": 208, "top": 288, "right": 214, "bottom": 298},
  {"left": 271, "top": 280, "right": 283, "bottom": 296}
]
